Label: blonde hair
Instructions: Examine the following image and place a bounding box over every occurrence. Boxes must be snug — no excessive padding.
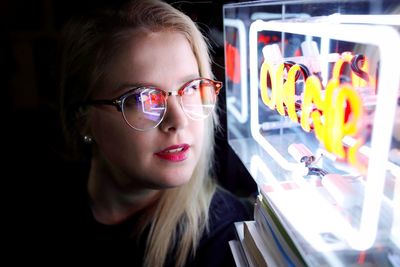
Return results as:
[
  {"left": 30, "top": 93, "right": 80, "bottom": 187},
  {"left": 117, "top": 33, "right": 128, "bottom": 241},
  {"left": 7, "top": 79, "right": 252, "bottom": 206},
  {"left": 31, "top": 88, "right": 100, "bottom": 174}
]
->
[{"left": 59, "top": 0, "right": 218, "bottom": 266}]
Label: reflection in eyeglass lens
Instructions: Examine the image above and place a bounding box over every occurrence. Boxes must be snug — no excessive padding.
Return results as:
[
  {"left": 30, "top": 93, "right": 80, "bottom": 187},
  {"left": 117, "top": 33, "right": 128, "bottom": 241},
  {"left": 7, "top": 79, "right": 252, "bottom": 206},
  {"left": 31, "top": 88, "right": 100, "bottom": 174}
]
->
[
  {"left": 122, "top": 79, "right": 217, "bottom": 129},
  {"left": 182, "top": 79, "right": 215, "bottom": 120},
  {"left": 141, "top": 89, "right": 165, "bottom": 117},
  {"left": 123, "top": 89, "right": 165, "bottom": 127}
]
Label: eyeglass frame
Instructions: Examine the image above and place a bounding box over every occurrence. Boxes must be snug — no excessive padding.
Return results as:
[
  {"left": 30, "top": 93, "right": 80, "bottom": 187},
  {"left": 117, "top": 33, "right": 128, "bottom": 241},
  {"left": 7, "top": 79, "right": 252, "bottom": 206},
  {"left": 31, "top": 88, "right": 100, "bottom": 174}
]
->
[{"left": 81, "top": 77, "right": 223, "bottom": 131}]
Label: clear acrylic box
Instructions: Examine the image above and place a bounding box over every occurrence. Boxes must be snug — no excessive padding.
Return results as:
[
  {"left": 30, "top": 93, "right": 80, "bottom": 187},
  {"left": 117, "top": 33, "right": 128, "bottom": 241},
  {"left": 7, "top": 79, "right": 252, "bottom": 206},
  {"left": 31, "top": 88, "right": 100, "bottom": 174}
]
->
[{"left": 223, "top": 0, "right": 400, "bottom": 266}]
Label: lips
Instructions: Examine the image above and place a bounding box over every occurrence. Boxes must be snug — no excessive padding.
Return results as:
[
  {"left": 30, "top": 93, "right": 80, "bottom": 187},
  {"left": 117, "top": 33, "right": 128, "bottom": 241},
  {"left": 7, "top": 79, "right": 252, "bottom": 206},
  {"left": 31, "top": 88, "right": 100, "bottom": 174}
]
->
[{"left": 155, "top": 144, "right": 190, "bottom": 162}]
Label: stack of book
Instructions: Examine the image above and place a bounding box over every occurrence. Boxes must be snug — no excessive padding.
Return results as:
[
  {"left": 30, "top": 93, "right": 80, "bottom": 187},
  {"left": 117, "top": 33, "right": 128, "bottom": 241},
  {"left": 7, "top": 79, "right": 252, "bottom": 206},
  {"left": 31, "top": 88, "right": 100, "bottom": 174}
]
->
[{"left": 229, "top": 194, "right": 306, "bottom": 267}]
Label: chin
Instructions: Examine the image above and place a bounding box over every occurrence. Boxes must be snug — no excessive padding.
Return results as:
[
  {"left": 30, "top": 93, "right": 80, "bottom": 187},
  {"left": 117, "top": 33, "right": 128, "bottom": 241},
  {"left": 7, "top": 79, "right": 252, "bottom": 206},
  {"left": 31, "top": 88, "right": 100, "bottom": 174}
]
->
[
  {"left": 160, "top": 176, "right": 192, "bottom": 189},
  {"left": 151, "top": 172, "right": 193, "bottom": 189}
]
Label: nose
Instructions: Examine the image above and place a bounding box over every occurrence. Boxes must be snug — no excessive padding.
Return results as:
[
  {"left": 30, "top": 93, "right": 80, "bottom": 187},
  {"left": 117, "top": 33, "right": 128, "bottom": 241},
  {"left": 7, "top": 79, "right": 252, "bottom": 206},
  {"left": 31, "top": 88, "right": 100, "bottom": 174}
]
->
[{"left": 159, "top": 95, "right": 188, "bottom": 133}]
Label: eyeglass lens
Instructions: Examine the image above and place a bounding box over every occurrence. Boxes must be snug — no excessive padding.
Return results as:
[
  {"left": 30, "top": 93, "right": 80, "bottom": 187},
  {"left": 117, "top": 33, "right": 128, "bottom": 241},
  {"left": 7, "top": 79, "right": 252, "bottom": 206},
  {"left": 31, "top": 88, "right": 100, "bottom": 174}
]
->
[{"left": 121, "top": 79, "right": 217, "bottom": 130}]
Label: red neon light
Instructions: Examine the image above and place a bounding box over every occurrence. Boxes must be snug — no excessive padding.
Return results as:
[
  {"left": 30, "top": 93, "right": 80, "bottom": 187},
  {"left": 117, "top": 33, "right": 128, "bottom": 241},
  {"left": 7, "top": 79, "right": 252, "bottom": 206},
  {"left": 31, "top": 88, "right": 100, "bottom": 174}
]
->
[{"left": 225, "top": 42, "right": 241, "bottom": 84}]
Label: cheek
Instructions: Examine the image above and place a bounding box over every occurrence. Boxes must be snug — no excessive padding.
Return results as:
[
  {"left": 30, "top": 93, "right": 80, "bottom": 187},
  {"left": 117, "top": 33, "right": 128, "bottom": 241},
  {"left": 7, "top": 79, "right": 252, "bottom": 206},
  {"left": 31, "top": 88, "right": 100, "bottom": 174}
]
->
[
  {"left": 191, "top": 120, "right": 206, "bottom": 152},
  {"left": 90, "top": 109, "right": 142, "bottom": 164},
  {"left": 91, "top": 108, "right": 122, "bottom": 140}
]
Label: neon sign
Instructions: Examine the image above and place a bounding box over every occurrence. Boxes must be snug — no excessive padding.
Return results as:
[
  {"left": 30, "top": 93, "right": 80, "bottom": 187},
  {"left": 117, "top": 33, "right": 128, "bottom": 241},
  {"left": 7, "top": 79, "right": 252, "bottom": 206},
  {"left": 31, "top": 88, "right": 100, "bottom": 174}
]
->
[
  {"left": 225, "top": 42, "right": 241, "bottom": 84},
  {"left": 259, "top": 52, "right": 371, "bottom": 161},
  {"left": 247, "top": 19, "right": 400, "bottom": 253}
]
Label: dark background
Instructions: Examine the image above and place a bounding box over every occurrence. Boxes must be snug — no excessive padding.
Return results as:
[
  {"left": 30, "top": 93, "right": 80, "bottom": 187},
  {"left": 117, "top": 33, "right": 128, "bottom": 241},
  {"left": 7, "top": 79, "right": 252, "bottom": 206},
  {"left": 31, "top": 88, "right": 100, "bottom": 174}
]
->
[{"left": 3, "top": 0, "right": 256, "bottom": 222}]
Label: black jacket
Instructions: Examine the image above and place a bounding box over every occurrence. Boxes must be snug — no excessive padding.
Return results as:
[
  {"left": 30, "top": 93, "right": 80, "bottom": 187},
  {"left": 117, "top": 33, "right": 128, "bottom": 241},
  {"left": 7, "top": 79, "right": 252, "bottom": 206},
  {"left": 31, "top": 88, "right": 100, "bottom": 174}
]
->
[{"left": 25, "top": 162, "right": 252, "bottom": 266}]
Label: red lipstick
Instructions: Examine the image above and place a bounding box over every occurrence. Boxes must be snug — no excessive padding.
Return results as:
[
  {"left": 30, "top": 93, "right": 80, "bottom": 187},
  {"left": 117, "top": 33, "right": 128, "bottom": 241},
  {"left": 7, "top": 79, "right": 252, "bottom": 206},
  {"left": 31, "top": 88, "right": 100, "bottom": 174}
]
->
[{"left": 155, "top": 144, "right": 190, "bottom": 162}]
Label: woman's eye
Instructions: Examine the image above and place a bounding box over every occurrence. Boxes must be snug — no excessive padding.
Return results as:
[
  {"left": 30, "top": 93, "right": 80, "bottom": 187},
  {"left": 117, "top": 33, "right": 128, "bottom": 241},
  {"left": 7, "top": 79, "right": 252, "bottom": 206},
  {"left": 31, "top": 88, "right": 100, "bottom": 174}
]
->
[{"left": 184, "top": 85, "right": 198, "bottom": 95}]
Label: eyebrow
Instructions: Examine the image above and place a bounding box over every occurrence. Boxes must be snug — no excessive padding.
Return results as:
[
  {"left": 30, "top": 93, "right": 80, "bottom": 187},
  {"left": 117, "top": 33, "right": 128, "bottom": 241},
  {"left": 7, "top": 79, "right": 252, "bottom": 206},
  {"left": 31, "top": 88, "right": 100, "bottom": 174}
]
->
[
  {"left": 117, "top": 82, "right": 148, "bottom": 90},
  {"left": 115, "top": 74, "right": 201, "bottom": 93},
  {"left": 178, "top": 74, "right": 201, "bottom": 85}
]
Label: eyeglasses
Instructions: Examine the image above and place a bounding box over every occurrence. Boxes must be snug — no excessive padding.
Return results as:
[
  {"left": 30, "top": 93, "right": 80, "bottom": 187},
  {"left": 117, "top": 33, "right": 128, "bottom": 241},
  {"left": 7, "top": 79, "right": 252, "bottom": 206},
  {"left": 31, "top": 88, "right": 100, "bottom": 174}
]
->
[{"left": 84, "top": 78, "right": 223, "bottom": 131}]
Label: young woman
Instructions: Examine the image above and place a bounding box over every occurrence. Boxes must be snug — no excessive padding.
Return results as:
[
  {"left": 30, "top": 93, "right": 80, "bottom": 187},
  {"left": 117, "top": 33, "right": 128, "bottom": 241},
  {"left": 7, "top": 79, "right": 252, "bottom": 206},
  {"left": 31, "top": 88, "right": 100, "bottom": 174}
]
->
[{"left": 59, "top": 0, "right": 251, "bottom": 266}]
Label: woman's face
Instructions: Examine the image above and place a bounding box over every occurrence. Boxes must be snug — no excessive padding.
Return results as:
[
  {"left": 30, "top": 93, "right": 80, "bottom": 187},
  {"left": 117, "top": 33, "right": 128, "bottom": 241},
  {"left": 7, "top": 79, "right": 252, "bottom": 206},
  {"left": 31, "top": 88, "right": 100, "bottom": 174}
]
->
[{"left": 89, "top": 31, "right": 205, "bottom": 190}]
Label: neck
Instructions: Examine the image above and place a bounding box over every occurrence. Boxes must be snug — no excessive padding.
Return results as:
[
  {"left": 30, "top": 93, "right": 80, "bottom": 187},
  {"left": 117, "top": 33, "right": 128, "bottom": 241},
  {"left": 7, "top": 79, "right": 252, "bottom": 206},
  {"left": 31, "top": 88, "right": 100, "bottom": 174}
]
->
[{"left": 88, "top": 159, "right": 161, "bottom": 225}]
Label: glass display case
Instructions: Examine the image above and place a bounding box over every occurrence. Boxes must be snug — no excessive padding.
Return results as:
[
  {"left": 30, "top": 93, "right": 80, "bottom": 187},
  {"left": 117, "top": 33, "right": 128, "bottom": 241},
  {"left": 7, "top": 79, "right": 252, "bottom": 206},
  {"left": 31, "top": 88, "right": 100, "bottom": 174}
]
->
[{"left": 223, "top": 0, "right": 400, "bottom": 266}]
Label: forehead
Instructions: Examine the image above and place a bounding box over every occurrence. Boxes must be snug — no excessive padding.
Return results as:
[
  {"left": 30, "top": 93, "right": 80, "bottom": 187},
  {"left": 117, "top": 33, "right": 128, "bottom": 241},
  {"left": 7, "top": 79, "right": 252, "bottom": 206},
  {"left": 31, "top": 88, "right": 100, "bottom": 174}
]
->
[{"left": 101, "top": 30, "right": 199, "bottom": 96}]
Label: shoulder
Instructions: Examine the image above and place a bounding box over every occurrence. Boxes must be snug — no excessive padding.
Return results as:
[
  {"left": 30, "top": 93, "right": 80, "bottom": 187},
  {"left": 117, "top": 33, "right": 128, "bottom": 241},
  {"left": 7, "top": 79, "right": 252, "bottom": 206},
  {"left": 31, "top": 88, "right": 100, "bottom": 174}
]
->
[
  {"left": 189, "top": 187, "right": 253, "bottom": 267},
  {"left": 208, "top": 186, "right": 252, "bottom": 227}
]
